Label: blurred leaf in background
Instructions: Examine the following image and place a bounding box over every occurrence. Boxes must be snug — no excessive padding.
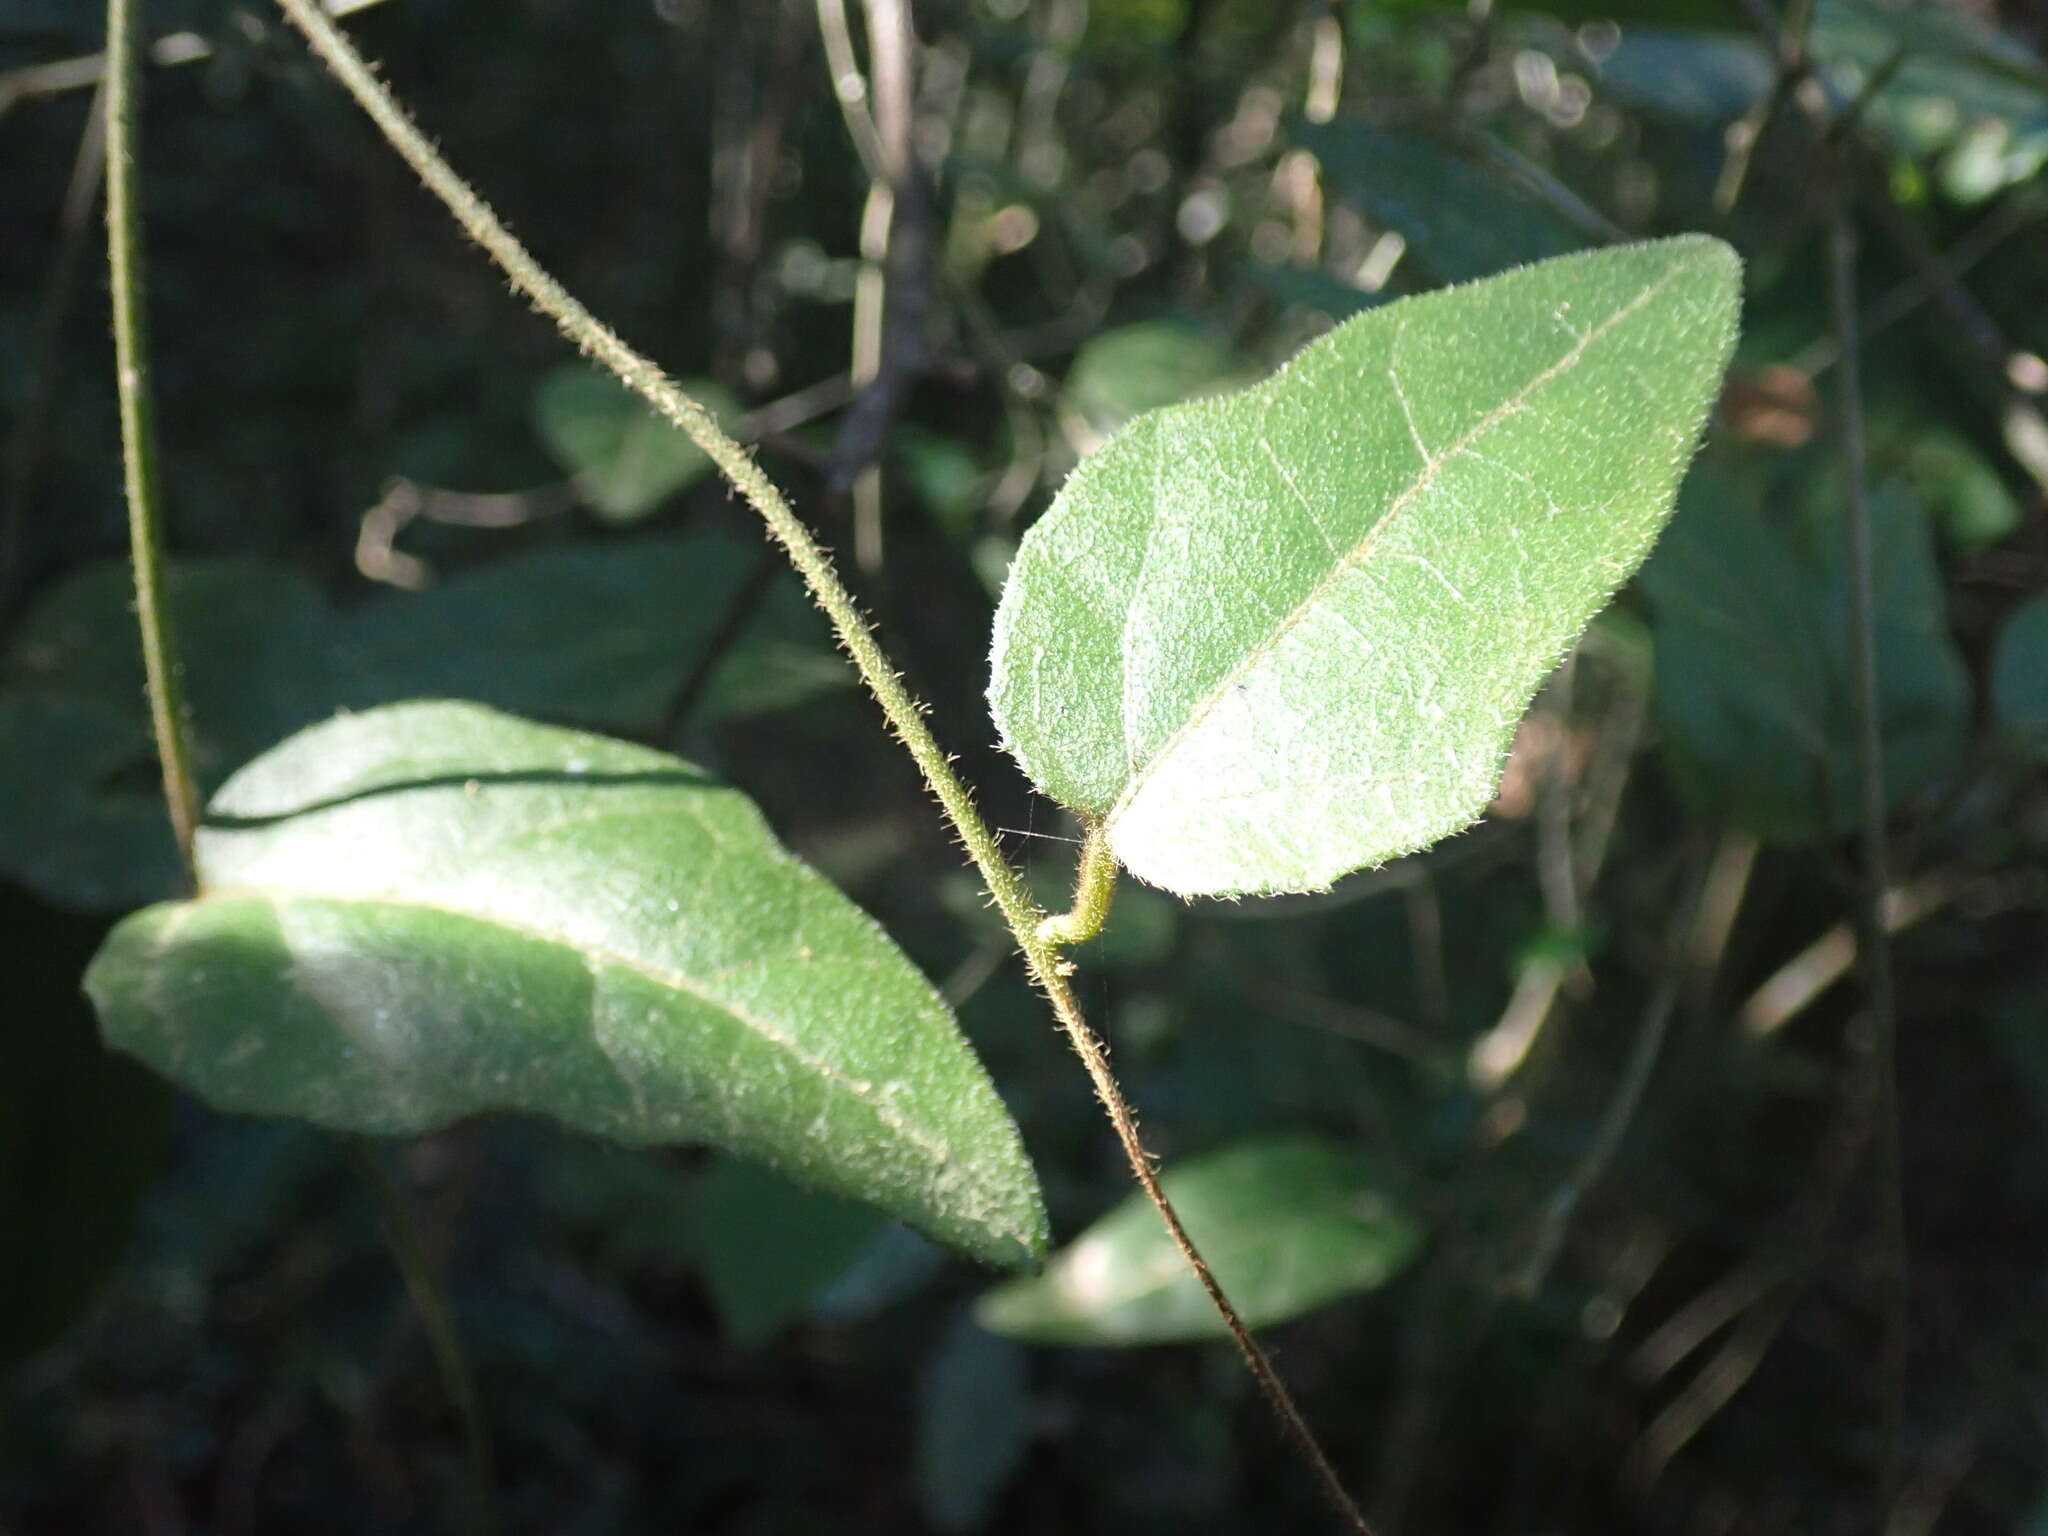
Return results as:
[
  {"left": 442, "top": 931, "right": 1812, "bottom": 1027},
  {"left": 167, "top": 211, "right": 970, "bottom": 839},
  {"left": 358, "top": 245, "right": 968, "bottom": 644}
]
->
[{"left": 978, "top": 1137, "right": 1423, "bottom": 1346}]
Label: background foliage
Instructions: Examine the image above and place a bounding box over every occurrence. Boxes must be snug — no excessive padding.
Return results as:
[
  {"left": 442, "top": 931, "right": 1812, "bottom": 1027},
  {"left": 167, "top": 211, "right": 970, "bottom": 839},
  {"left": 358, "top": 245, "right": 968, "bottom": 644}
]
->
[{"left": 3, "top": 0, "right": 2046, "bottom": 1530}]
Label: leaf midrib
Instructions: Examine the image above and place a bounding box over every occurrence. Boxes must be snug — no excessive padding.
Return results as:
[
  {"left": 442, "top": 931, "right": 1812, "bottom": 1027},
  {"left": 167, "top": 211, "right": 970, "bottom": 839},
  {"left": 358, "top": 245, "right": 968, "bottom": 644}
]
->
[{"left": 1100, "top": 252, "right": 1704, "bottom": 840}]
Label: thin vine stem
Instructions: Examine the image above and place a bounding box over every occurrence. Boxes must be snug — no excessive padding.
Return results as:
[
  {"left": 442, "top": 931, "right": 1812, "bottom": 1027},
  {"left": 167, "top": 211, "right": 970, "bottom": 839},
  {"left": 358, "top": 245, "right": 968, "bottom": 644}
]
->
[
  {"left": 264, "top": 4, "right": 1372, "bottom": 1530},
  {"left": 105, "top": 0, "right": 199, "bottom": 873},
  {"left": 1828, "top": 208, "right": 1907, "bottom": 1519},
  {"left": 348, "top": 1141, "right": 500, "bottom": 1536}
]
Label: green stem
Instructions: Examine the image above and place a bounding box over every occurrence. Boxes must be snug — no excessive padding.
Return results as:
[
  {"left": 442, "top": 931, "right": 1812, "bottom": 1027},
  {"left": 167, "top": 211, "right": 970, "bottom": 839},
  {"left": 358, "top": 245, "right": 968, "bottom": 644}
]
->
[
  {"left": 265, "top": 6, "right": 1373, "bottom": 1528},
  {"left": 348, "top": 1141, "right": 500, "bottom": 1536},
  {"left": 1828, "top": 208, "right": 1906, "bottom": 1521},
  {"left": 105, "top": 0, "right": 199, "bottom": 876},
  {"left": 1037, "top": 823, "right": 1117, "bottom": 946}
]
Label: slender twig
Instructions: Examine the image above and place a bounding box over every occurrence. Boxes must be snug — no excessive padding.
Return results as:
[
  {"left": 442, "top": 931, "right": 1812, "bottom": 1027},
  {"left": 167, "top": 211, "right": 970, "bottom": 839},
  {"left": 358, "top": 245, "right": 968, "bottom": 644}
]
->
[
  {"left": 1625, "top": 1286, "right": 1800, "bottom": 1492},
  {"left": 264, "top": 4, "right": 1373, "bottom": 1528},
  {"left": 1739, "top": 869, "right": 1966, "bottom": 1038},
  {"left": 1830, "top": 210, "right": 1907, "bottom": 1514},
  {"left": 4, "top": 79, "right": 106, "bottom": 622},
  {"left": 347, "top": 1141, "right": 499, "bottom": 1536},
  {"left": 829, "top": 0, "right": 931, "bottom": 571},
  {"left": 1512, "top": 853, "right": 1706, "bottom": 1297},
  {"left": 105, "top": 0, "right": 199, "bottom": 875},
  {"left": 0, "top": 1, "right": 396, "bottom": 113},
  {"left": 1788, "top": 191, "right": 2046, "bottom": 377},
  {"left": 814, "top": 0, "right": 885, "bottom": 178}
]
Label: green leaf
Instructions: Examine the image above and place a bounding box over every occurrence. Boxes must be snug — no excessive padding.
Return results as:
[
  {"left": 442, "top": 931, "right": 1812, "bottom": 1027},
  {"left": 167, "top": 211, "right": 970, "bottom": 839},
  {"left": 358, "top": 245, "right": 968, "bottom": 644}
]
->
[
  {"left": 341, "top": 535, "right": 845, "bottom": 731},
  {"left": 990, "top": 237, "right": 1740, "bottom": 897},
  {"left": 976, "top": 1136, "right": 1422, "bottom": 1345},
  {"left": 1064, "top": 322, "right": 1250, "bottom": 435},
  {"left": 0, "top": 540, "right": 845, "bottom": 909},
  {"left": 1593, "top": 1, "right": 2048, "bottom": 198},
  {"left": 1295, "top": 121, "right": 1588, "bottom": 284},
  {"left": 1641, "top": 468, "right": 1969, "bottom": 840},
  {"left": 83, "top": 702, "right": 1046, "bottom": 1269},
  {"left": 533, "top": 363, "right": 743, "bottom": 523},
  {"left": 0, "top": 885, "right": 170, "bottom": 1367},
  {"left": 1242, "top": 262, "right": 1384, "bottom": 322},
  {"left": 1993, "top": 590, "right": 2048, "bottom": 763},
  {"left": 1890, "top": 422, "right": 2021, "bottom": 551},
  {"left": 916, "top": 1313, "right": 1032, "bottom": 1531},
  {"left": 684, "top": 1157, "right": 884, "bottom": 1347},
  {"left": 0, "top": 694, "right": 185, "bottom": 912},
  {"left": 2, "top": 556, "right": 336, "bottom": 784}
]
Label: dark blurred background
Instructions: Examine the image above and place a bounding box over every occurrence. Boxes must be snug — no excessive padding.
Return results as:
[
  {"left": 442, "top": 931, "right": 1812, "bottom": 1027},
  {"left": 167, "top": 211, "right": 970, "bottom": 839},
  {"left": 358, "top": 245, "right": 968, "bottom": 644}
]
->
[{"left": 3, "top": 0, "right": 2047, "bottom": 1530}]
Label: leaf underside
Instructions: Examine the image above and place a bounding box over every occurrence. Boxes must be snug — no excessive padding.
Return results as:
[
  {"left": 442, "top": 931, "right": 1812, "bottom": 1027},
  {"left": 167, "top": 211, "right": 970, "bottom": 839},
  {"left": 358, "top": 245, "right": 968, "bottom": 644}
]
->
[
  {"left": 84, "top": 702, "right": 1046, "bottom": 1269},
  {"left": 990, "top": 237, "right": 1741, "bottom": 897}
]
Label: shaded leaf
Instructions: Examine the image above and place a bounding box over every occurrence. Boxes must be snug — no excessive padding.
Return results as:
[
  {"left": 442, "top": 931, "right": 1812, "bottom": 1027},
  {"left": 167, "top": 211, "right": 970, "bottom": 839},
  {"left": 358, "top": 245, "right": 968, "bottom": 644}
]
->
[
  {"left": 1992, "top": 590, "right": 2048, "bottom": 763},
  {"left": 537, "top": 1134, "right": 702, "bottom": 1268},
  {"left": 917, "top": 1313, "right": 1032, "bottom": 1531},
  {"left": 340, "top": 535, "right": 844, "bottom": 730},
  {"left": 533, "top": 363, "right": 744, "bottom": 523},
  {"left": 84, "top": 702, "right": 1046, "bottom": 1268},
  {"left": 0, "top": 539, "right": 845, "bottom": 909},
  {"left": 809, "top": 1224, "right": 948, "bottom": 1323},
  {"left": 1296, "top": 120, "right": 1587, "bottom": 284},
  {"left": 1242, "top": 262, "right": 1385, "bottom": 323},
  {"left": 1593, "top": 0, "right": 2048, "bottom": 198},
  {"left": 0, "top": 694, "right": 185, "bottom": 912},
  {"left": 685, "top": 1156, "right": 884, "bottom": 1348},
  {"left": 1, "top": 556, "right": 336, "bottom": 784},
  {"left": 977, "top": 1136, "right": 1422, "bottom": 1345},
  {"left": 990, "top": 238, "right": 1740, "bottom": 897},
  {"left": 0, "top": 885, "right": 171, "bottom": 1366},
  {"left": 1641, "top": 468, "right": 1969, "bottom": 840},
  {"left": 1064, "top": 321, "right": 1249, "bottom": 435},
  {"left": 1890, "top": 422, "right": 2021, "bottom": 550}
]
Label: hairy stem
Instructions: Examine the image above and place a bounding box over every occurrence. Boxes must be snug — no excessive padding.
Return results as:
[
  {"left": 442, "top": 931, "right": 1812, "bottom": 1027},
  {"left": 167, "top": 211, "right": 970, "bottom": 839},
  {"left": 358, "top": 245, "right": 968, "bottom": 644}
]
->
[
  {"left": 1037, "top": 823, "right": 1117, "bottom": 945},
  {"left": 265, "top": 3, "right": 1372, "bottom": 1529},
  {"left": 348, "top": 1141, "right": 499, "bottom": 1536},
  {"left": 105, "top": 0, "right": 199, "bottom": 875}
]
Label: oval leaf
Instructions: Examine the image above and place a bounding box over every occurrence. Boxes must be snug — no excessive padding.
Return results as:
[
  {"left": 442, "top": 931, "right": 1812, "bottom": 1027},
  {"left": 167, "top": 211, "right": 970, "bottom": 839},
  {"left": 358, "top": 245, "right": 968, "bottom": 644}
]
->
[
  {"left": 975, "top": 1136, "right": 1422, "bottom": 1346},
  {"left": 989, "top": 237, "right": 1740, "bottom": 896},
  {"left": 83, "top": 702, "right": 1046, "bottom": 1269}
]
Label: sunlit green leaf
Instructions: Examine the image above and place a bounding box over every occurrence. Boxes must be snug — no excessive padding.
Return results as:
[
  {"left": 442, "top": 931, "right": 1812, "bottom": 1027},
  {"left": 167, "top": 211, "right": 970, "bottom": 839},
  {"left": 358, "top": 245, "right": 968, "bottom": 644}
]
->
[
  {"left": 84, "top": 702, "right": 1046, "bottom": 1268},
  {"left": 533, "top": 363, "right": 744, "bottom": 523},
  {"left": 990, "top": 238, "right": 1740, "bottom": 897},
  {"left": 977, "top": 1136, "right": 1422, "bottom": 1345}
]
